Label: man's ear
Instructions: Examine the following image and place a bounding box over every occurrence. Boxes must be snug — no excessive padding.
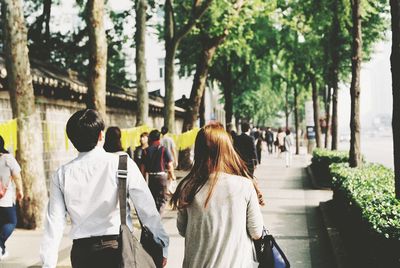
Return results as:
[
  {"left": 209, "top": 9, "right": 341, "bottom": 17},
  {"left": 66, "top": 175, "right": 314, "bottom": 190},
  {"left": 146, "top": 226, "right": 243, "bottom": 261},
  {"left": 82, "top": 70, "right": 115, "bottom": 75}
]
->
[{"left": 98, "top": 130, "right": 105, "bottom": 142}]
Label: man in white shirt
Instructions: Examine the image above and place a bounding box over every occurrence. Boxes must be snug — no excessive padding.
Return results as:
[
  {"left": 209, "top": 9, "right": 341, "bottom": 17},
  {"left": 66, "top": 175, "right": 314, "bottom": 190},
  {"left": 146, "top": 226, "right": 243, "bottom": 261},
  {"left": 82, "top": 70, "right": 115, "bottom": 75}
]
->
[
  {"left": 40, "top": 109, "right": 169, "bottom": 268},
  {"left": 160, "top": 126, "right": 177, "bottom": 168}
]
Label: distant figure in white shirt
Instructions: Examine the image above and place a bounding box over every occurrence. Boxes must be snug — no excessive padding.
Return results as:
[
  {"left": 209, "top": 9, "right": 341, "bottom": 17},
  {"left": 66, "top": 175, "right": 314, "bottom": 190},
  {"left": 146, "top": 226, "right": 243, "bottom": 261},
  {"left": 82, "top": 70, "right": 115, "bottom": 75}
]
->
[
  {"left": 284, "top": 129, "right": 293, "bottom": 167},
  {"left": 40, "top": 109, "right": 169, "bottom": 268},
  {"left": 160, "top": 126, "right": 177, "bottom": 167}
]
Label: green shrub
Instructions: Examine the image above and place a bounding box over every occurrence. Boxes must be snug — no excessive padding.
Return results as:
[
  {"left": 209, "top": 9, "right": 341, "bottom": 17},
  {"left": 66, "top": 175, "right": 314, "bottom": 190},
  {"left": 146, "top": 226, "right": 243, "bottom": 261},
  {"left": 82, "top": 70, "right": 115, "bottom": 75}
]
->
[
  {"left": 310, "top": 149, "right": 350, "bottom": 186},
  {"left": 331, "top": 163, "right": 400, "bottom": 240},
  {"left": 312, "top": 148, "right": 349, "bottom": 165}
]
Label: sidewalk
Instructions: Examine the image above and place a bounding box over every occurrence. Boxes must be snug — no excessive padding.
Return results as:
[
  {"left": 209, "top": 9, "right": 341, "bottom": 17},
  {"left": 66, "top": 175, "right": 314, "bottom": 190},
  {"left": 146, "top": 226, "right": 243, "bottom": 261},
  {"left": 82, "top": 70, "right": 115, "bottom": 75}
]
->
[{"left": 1, "top": 149, "right": 334, "bottom": 268}]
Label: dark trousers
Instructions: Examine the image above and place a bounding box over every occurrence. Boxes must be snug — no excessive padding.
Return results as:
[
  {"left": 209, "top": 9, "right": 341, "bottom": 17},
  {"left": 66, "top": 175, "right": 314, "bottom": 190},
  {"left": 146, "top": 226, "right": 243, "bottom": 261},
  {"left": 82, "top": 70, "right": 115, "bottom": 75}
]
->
[
  {"left": 148, "top": 174, "right": 168, "bottom": 214},
  {"left": 0, "top": 205, "right": 17, "bottom": 254},
  {"left": 257, "top": 149, "right": 262, "bottom": 164},
  {"left": 71, "top": 235, "right": 119, "bottom": 268},
  {"left": 267, "top": 143, "right": 273, "bottom": 154}
]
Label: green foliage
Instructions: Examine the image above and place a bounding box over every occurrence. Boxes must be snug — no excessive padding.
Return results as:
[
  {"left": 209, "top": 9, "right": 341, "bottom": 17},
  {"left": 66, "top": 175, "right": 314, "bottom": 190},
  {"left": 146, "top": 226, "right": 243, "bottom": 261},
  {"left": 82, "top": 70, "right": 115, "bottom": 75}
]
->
[
  {"left": 312, "top": 148, "right": 350, "bottom": 165},
  {"left": 331, "top": 163, "right": 400, "bottom": 240},
  {"left": 23, "top": 0, "right": 132, "bottom": 87}
]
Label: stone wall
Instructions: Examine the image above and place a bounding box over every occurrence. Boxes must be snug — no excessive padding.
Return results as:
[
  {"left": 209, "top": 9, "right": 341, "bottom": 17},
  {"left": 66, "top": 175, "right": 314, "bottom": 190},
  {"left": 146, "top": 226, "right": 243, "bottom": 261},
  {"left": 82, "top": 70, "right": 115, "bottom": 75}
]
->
[{"left": 0, "top": 92, "right": 184, "bottom": 184}]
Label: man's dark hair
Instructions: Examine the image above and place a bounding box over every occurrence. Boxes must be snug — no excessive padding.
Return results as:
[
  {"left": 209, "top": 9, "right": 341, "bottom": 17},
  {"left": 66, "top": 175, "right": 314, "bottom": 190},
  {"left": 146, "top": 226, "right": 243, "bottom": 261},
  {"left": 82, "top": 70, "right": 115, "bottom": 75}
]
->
[
  {"left": 241, "top": 122, "right": 250, "bottom": 133},
  {"left": 66, "top": 109, "right": 105, "bottom": 152},
  {"left": 161, "top": 126, "right": 168, "bottom": 135},
  {"left": 149, "top": 129, "right": 161, "bottom": 143}
]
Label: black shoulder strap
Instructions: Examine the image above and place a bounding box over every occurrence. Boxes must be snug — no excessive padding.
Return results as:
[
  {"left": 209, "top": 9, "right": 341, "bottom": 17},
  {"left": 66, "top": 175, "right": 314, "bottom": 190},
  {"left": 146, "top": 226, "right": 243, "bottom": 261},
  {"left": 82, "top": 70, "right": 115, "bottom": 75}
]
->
[
  {"left": 117, "top": 154, "right": 128, "bottom": 225},
  {"left": 117, "top": 154, "right": 145, "bottom": 228}
]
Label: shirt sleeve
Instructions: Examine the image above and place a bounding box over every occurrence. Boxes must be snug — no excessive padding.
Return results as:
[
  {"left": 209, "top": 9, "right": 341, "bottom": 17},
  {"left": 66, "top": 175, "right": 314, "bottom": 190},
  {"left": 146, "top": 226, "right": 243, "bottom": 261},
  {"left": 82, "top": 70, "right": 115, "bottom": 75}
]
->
[
  {"left": 177, "top": 208, "right": 188, "bottom": 237},
  {"left": 40, "top": 169, "right": 67, "bottom": 268},
  {"left": 163, "top": 146, "right": 173, "bottom": 164},
  {"left": 6, "top": 155, "right": 21, "bottom": 175},
  {"left": 126, "top": 159, "right": 169, "bottom": 257},
  {"left": 246, "top": 182, "right": 264, "bottom": 239}
]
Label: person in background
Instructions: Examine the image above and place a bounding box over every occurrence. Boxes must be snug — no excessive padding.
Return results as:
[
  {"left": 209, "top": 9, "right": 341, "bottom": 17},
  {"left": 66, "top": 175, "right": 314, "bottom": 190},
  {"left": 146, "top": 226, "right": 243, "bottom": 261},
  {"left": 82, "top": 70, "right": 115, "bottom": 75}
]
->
[
  {"left": 276, "top": 127, "right": 286, "bottom": 157},
  {"left": 254, "top": 131, "right": 263, "bottom": 164},
  {"left": 133, "top": 132, "right": 149, "bottom": 176},
  {"left": 284, "top": 129, "right": 293, "bottom": 167},
  {"left": 103, "top": 126, "right": 123, "bottom": 153},
  {"left": 234, "top": 122, "right": 258, "bottom": 175},
  {"left": 226, "top": 123, "right": 237, "bottom": 143},
  {"left": 171, "top": 122, "right": 264, "bottom": 268},
  {"left": 160, "top": 126, "right": 177, "bottom": 168},
  {"left": 266, "top": 127, "right": 274, "bottom": 154},
  {"left": 40, "top": 109, "right": 169, "bottom": 268},
  {"left": 0, "top": 136, "right": 23, "bottom": 260},
  {"left": 142, "top": 130, "right": 176, "bottom": 214}
]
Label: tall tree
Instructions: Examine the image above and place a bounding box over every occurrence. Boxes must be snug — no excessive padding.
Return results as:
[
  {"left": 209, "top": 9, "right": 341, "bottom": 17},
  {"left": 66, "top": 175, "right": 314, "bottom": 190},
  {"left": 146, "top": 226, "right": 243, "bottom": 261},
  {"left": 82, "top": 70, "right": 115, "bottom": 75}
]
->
[
  {"left": 1, "top": 0, "right": 47, "bottom": 228},
  {"left": 164, "top": 0, "right": 213, "bottom": 133},
  {"left": 27, "top": 0, "right": 52, "bottom": 60},
  {"left": 86, "top": 0, "right": 107, "bottom": 119},
  {"left": 349, "top": 0, "right": 362, "bottom": 167},
  {"left": 324, "top": 86, "right": 332, "bottom": 148},
  {"left": 330, "top": 0, "right": 341, "bottom": 150},
  {"left": 135, "top": 0, "right": 149, "bottom": 126},
  {"left": 294, "top": 84, "right": 300, "bottom": 154},
  {"left": 390, "top": 0, "right": 400, "bottom": 198},
  {"left": 310, "top": 72, "right": 322, "bottom": 148}
]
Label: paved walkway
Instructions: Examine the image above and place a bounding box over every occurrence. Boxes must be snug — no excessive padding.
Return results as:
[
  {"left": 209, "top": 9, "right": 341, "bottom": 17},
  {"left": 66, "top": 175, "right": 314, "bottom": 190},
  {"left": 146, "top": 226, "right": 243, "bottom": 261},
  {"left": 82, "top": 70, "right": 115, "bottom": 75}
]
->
[{"left": 1, "top": 149, "right": 334, "bottom": 268}]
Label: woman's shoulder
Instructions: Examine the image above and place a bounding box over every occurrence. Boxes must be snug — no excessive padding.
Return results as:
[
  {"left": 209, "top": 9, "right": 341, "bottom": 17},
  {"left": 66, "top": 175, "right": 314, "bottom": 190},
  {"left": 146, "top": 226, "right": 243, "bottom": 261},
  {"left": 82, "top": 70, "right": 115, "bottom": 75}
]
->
[{"left": 218, "top": 172, "right": 253, "bottom": 187}]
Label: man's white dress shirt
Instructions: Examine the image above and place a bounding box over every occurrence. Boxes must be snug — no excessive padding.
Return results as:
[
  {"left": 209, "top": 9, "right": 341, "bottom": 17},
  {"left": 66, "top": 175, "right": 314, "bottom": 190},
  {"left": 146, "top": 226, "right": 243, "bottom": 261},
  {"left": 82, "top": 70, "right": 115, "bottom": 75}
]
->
[{"left": 40, "top": 146, "right": 169, "bottom": 268}]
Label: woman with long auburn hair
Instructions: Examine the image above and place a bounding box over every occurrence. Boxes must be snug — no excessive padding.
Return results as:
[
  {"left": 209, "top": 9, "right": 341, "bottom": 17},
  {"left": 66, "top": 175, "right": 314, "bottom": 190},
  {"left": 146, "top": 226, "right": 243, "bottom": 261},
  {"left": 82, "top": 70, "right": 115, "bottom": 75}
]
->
[{"left": 171, "top": 122, "right": 264, "bottom": 268}]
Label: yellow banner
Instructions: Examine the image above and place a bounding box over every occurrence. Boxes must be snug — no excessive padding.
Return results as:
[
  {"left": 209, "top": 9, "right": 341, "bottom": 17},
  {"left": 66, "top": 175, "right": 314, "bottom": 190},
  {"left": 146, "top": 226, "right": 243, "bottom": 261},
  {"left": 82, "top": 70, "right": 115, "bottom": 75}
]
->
[
  {"left": 0, "top": 119, "right": 17, "bottom": 154},
  {"left": 0, "top": 119, "right": 200, "bottom": 153}
]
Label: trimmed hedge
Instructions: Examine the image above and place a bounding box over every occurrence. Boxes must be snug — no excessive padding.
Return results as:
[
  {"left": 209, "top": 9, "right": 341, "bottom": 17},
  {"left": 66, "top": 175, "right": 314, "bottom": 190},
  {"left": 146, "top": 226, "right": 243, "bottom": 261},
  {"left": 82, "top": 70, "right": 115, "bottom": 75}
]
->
[
  {"left": 331, "top": 163, "right": 400, "bottom": 240},
  {"left": 310, "top": 148, "right": 350, "bottom": 186}
]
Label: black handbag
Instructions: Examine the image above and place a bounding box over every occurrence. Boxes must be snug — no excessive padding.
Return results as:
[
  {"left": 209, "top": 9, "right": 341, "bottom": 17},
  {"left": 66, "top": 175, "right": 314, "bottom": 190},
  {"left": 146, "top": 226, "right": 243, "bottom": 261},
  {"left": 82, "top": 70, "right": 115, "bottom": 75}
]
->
[
  {"left": 254, "top": 228, "right": 290, "bottom": 268},
  {"left": 140, "top": 224, "right": 164, "bottom": 268},
  {"left": 117, "top": 155, "right": 156, "bottom": 268}
]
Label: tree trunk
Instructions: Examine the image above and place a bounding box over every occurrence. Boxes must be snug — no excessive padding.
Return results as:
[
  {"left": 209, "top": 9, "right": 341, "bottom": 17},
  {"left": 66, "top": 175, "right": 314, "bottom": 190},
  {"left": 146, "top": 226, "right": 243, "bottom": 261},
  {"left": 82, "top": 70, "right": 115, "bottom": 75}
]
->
[
  {"left": 330, "top": 0, "right": 340, "bottom": 150},
  {"left": 324, "top": 86, "right": 332, "bottom": 148},
  {"left": 164, "top": 0, "right": 177, "bottom": 132},
  {"left": 331, "top": 85, "right": 339, "bottom": 150},
  {"left": 294, "top": 84, "right": 300, "bottom": 155},
  {"left": 222, "top": 63, "right": 233, "bottom": 125},
  {"left": 285, "top": 83, "right": 290, "bottom": 129},
  {"left": 390, "top": 0, "right": 400, "bottom": 198},
  {"left": 43, "top": 0, "right": 51, "bottom": 46},
  {"left": 182, "top": 36, "right": 226, "bottom": 133},
  {"left": 199, "top": 91, "right": 206, "bottom": 127},
  {"left": 1, "top": 0, "right": 47, "bottom": 229},
  {"left": 311, "top": 74, "right": 322, "bottom": 148},
  {"left": 349, "top": 0, "right": 362, "bottom": 167},
  {"left": 135, "top": 0, "right": 149, "bottom": 126},
  {"left": 163, "top": 0, "right": 213, "bottom": 133},
  {"left": 86, "top": 0, "right": 107, "bottom": 120}
]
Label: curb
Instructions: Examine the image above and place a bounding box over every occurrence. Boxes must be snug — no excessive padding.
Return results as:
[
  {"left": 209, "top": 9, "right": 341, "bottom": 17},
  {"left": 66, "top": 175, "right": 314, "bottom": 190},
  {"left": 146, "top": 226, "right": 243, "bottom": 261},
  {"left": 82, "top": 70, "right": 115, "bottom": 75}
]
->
[
  {"left": 319, "top": 200, "right": 349, "bottom": 268},
  {"left": 306, "top": 166, "right": 331, "bottom": 190}
]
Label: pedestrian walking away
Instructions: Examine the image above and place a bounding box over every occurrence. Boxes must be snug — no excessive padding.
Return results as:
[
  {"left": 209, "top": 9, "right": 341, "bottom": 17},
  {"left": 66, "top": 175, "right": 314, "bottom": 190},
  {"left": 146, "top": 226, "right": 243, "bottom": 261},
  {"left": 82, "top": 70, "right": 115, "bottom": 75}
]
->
[
  {"left": 284, "top": 129, "right": 293, "bottom": 167},
  {"left": 142, "top": 129, "right": 176, "bottom": 215},
  {"left": 276, "top": 127, "right": 286, "bottom": 157},
  {"left": 266, "top": 127, "right": 274, "bottom": 154},
  {"left": 160, "top": 126, "right": 178, "bottom": 168},
  {"left": 234, "top": 122, "right": 258, "bottom": 175},
  {"left": 171, "top": 122, "right": 264, "bottom": 268},
  {"left": 133, "top": 132, "right": 149, "bottom": 176},
  {"left": 40, "top": 109, "right": 169, "bottom": 268},
  {"left": 254, "top": 131, "right": 263, "bottom": 164},
  {"left": 0, "top": 135, "right": 23, "bottom": 261}
]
